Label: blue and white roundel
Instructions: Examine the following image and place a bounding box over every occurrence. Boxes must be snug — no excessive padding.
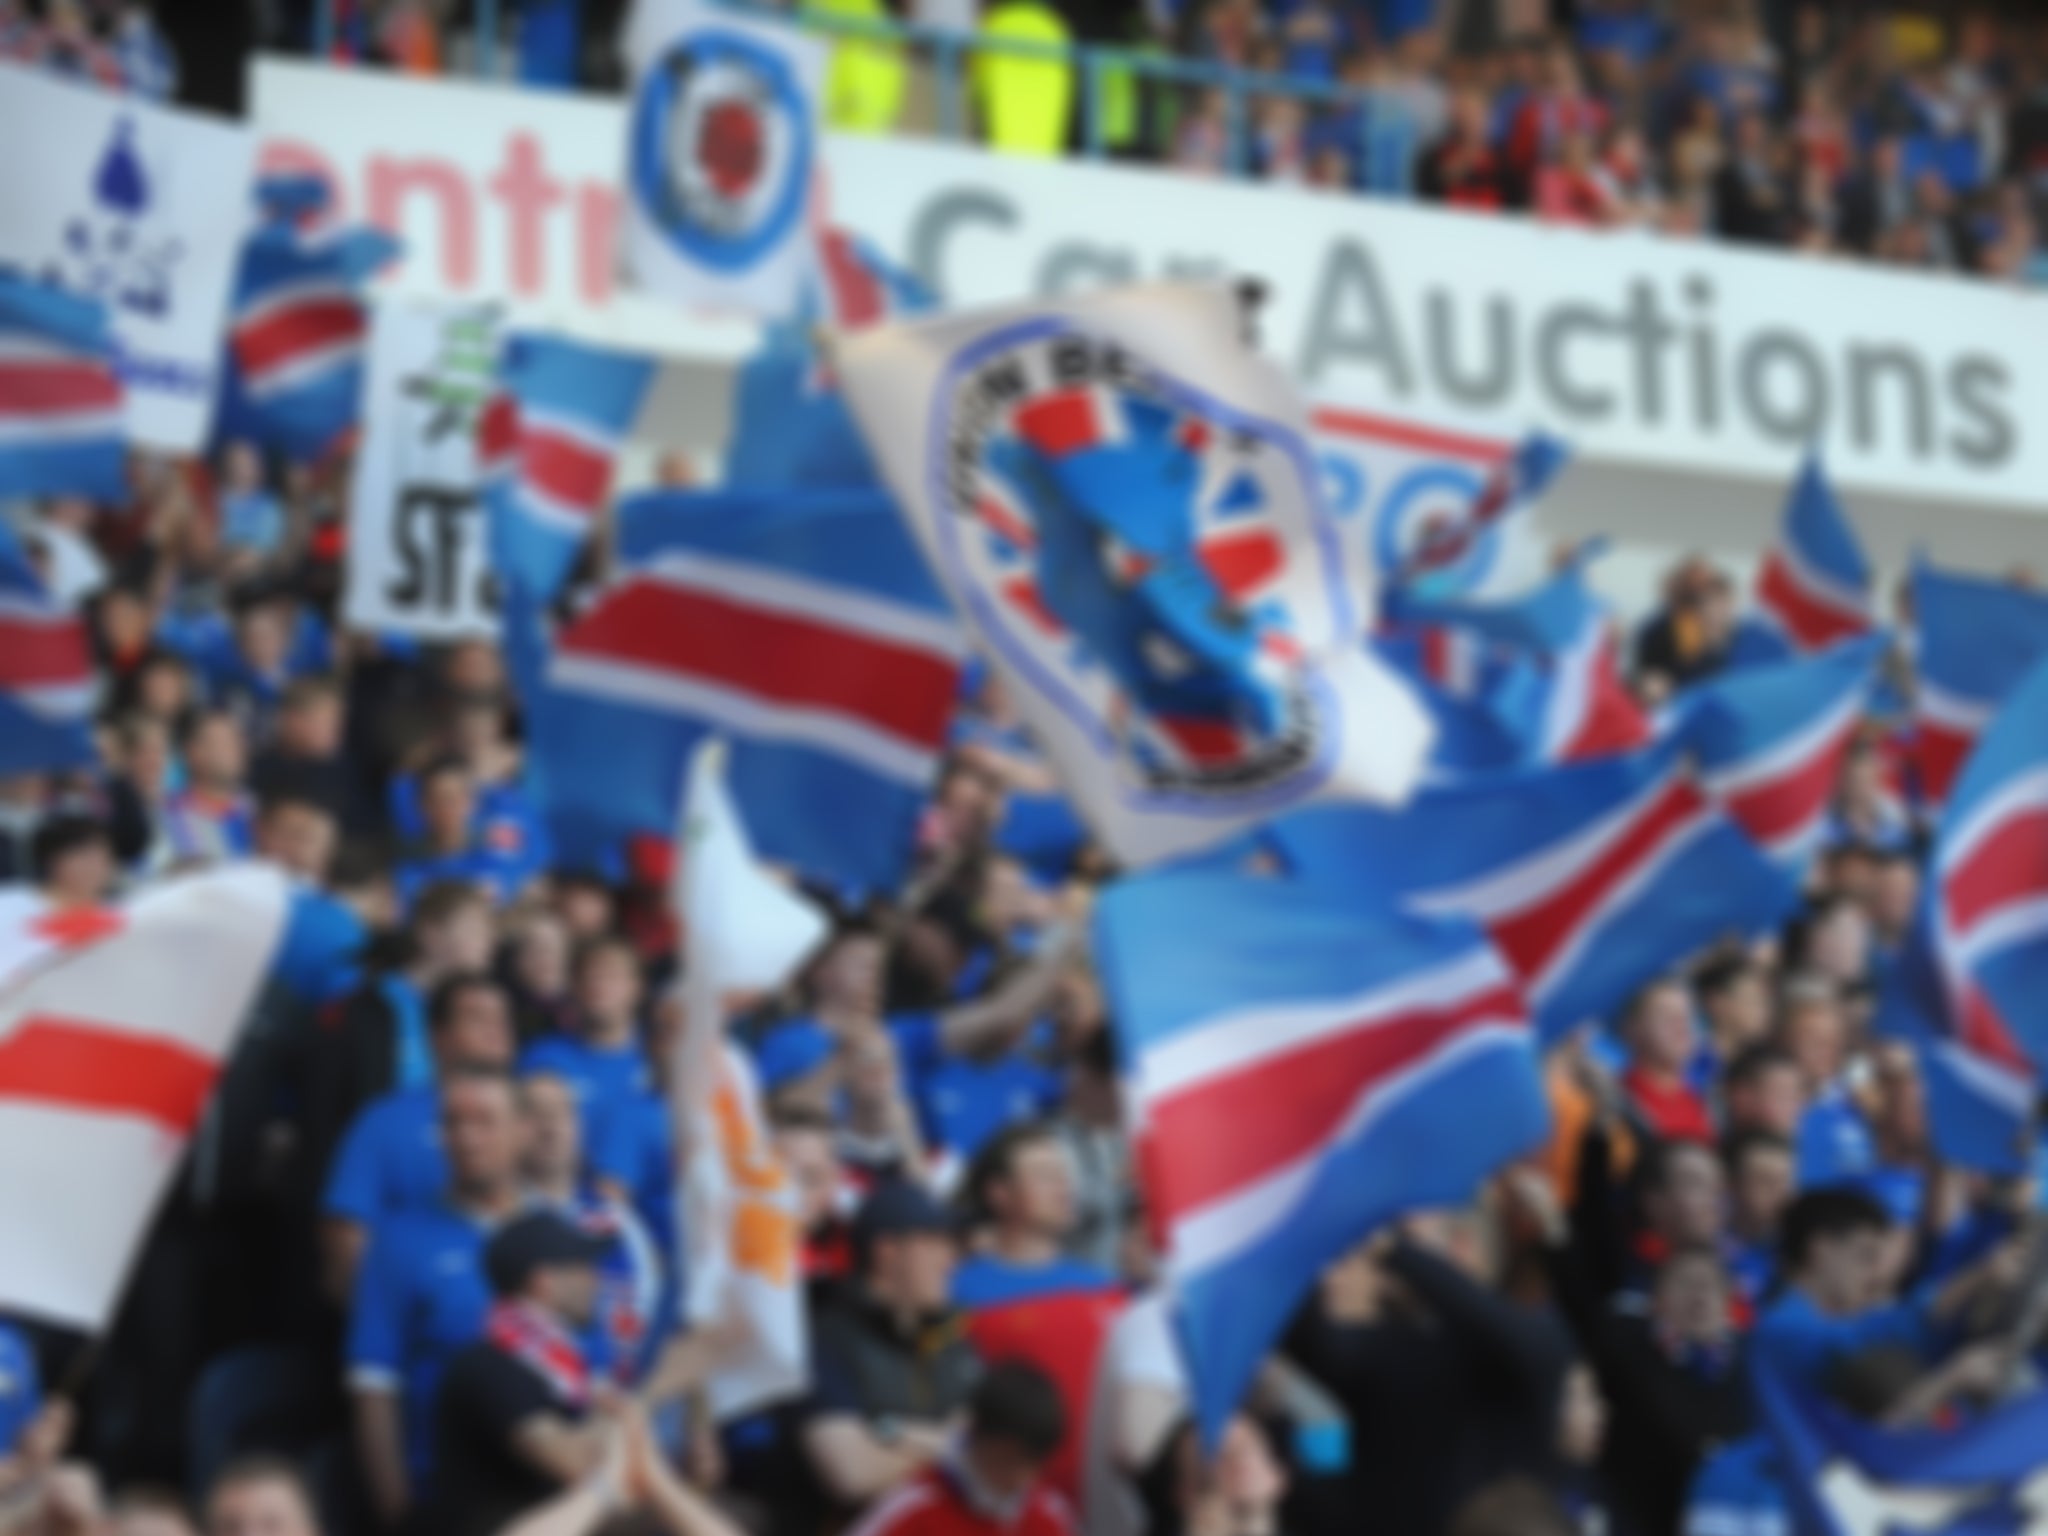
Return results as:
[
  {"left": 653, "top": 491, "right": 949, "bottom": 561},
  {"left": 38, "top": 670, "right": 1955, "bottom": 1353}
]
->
[
  {"left": 628, "top": 27, "right": 813, "bottom": 274},
  {"left": 1372, "top": 462, "right": 1493, "bottom": 594}
]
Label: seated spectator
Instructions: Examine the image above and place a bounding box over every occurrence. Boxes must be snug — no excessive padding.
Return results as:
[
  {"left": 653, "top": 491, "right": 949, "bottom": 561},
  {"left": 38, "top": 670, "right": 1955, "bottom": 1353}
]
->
[
  {"left": 850, "top": 1361, "right": 1075, "bottom": 1535},
  {"left": 217, "top": 443, "right": 285, "bottom": 564},
  {"left": 802, "top": 1181, "right": 982, "bottom": 1512},
  {"left": 164, "top": 709, "right": 255, "bottom": 866},
  {"left": 1722, "top": 1130, "right": 1795, "bottom": 1306},
  {"left": 394, "top": 757, "right": 531, "bottom": 910},
  {"left": 503, "top": 908, "right": 575, "bottom": 1044},
  {"left": 425, "top": 1211, "right": 616, "bottom": 1536},
  {"left": 1694, "top": 955, "right": 1772, "bottom": 1072},
  {"left": 1618, "top": 978, "right": 1714, "bottom": 1142},
  {"left": 1720, "top": 1043, "right": 1806, "bottom": 1140},
  {"left": 522, "top": 934, "right": 655, "bottom": 1172},
  {"left": 346, "top": 1066, "right": 529, "bottom": 1526},
  {"left": 202, "top": 1456, "right": 324, "bottom": 1536},
  {"left": 953, "top": 1125, "right": 1122, "bottom": 1498}
]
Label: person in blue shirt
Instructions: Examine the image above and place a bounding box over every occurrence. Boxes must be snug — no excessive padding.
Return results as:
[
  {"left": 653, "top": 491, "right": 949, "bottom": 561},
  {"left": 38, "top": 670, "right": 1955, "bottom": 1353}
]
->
[
  {"left": 0, "top": 1317, "right": 41, "bottom": 1457},
  {"left": 388, "top": 695, "right": 552, "bottom": 893},
  {"left": 256, "top": 791, "right": 367, "bottom": 1008},
  {"left": 1682, "top": 1431, "right": 1790, "bottom": 1536},
  {"left": 163, "top": 707, "right": 256, "bottom": 866},
  {"left": 952, "top": 1123, "right": 1116, "bottom": 1308},
  {"left": 324, "top": 973, "right": 519, "bottom": 1303},
  {"left": 1751, "top": 1188, "right": 2021, "bottom": 1392},
  {"left": 347, "top": 1065, "right": 528, "bottom": 1529},
  {"left": 218, "top": 441, "right": 285, "bottom": 560},
  {"left": 1722, "top": 1130, "right": 1795, "bottom": 1311},
  {"left": 521, "top": 934, "right": 654, "bottom": 1163},
  {"left": 394, "top": 758, "right": 533, "bottom": 912}
]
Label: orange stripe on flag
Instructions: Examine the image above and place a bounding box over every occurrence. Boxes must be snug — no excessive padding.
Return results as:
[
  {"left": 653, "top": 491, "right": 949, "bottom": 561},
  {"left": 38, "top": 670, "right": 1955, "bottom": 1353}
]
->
[{"left": 0, "top": 1016, "right": 219, "bottom": 1133}]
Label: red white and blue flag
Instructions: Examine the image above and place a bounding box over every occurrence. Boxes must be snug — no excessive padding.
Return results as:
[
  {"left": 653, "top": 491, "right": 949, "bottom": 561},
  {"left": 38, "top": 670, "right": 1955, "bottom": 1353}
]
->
[
  {"left": 1271, "top": 741, "right": 1800, "bottom": 1043},
  {"left": 1674, "top": 636, "right": 1887, "bottom": 873},
  {"left": 521, "top": 487, "right": 966, "bottom": 894},
  {"left": 222, "top": 175, "right": 399, "bottom": 463},
  {"left": 0, "top": 271, "right": 125, "bottom": 505},
  {"left": 0, "top": 522, "right": 96, "bottom": 776},
  {"left": 839, "top": 285, "right": 1432, "bottom": 869},
  {"left": 1753, "top": 455, "right": 1874, "bottom": 653},
  {"left": 1909, "top": 562, "right": 2048, "bottom": 811},
  {"left": 481, "top": 333, "right": 654, "bottom": 603},
  {"left": 1095, "top": 868, "right": 1549, "bottom": 1442},
  {"left": 1389, "top": 430, "right": 1570, "bottom": 598}
]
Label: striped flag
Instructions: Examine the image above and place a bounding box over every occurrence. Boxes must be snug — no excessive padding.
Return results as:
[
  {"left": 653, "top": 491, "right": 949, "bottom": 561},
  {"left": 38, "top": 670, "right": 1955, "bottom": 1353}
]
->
[
  {"left": 1096, "top": 868, "right": 1548, "bottom": 1441},
  {"left": 482, "top": 333, "right": 655, "bottom": 603},
  {"left": 1392, "top": 431, "right": 1570, "bottom": 598},
  {"left": 524, "top": 488, "right": 966, "bottom": 894},
  {"left": 1754, "top": 456, "right": 1874, "bottom": 652},
  {"left": 1910, "top": 563, "right": 2048, "bottom": 810},
  {"left": 223, "top": 176, "right": 400, "bottom": 463},
  {"left": 0, "top": 272, "right": 125, "bottom": 504},
  {"left": 1271, "top": 742, "right": 1800, "bottom": 1043},
  {"left": 0, "top": 864, "right": 288, "bottom": 1328},
  {"left": 1674, "top": 636, "right": 1887, "bottom": 873},
  {"left": 0, "top": 522, "right": 97, "bottom": 776}
]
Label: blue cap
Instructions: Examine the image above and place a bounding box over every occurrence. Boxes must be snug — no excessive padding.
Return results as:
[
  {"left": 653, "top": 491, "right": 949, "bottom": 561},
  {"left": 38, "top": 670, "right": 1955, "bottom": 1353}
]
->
[
  {"left": 853, "top": 1179, "right": 956, "bottom": 1246},
  {"left": 751, "top": 1018, "right": 836, "bottom": 1094}
]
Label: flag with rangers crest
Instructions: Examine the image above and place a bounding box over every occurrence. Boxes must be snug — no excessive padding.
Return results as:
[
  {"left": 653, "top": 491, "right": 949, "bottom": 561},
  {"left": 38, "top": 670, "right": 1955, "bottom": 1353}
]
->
[{"left": 837, "top": 283, "right": 1434, "bottom": 868}]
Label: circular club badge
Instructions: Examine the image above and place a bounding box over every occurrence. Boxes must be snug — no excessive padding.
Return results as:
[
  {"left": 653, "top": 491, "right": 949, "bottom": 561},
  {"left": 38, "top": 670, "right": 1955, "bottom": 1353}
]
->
[
  {"left": 629, "top": 27, "right": 812, "bottom": 273},
  {"left": 924, "top": 319, "right": 1345, "bottom": 809},
  {"left": 1371, "top": 460, "right": 1494, "bottom": 594}
]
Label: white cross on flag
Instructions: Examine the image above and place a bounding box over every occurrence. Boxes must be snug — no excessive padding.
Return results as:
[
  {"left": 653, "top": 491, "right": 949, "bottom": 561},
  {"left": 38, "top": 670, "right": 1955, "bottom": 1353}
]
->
[{"left": 0, "top": 865, "right": 289, "bottom": 1329}]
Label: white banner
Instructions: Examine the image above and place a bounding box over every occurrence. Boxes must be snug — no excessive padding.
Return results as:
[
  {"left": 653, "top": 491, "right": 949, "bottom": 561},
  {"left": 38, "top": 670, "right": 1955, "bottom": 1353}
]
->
[
  {"left": 839, "top": 282, "right": 1433, "bottom": 867},
  {"left": 343, "top": 299, "right": 502, "bottom": 640},
  {"left": 0, "top": 63, "right": 254, "bottom": 454},
  {"left": 620, "top": 0, "right": 826, "bottom": 318},
  {"left": 0, "top": 865, "right": 288, "bottom": 1329}
]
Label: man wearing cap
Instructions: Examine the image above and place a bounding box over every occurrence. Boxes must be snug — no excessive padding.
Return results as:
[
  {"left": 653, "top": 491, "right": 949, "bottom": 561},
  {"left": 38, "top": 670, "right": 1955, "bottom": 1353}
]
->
[
  {"left": 803, "top": 1181, "right": 984, "bottom": 1514},
  {"left": 424, "top": 1210, "right": 616, "bottom": 1536}
]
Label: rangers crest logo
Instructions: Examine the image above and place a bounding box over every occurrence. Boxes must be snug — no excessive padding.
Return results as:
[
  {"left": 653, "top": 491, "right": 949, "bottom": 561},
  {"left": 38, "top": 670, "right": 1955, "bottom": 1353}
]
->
[
  {"left": 926, "top": 319, "right": 1349, "bottom": 804},
  {"left": 628, "top": 26, "right": 812, "bottom": 274}
]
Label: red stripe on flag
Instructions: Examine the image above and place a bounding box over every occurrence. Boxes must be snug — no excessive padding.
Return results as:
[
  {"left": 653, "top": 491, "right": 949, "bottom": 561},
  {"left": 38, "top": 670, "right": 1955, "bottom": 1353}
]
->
[
  {"left": 1488, "top": 776, "right": 1707, "bottom": 982},
  {"left": 1957, "top": 985, "right": 2034, "bottom": 1074},
  {"left": 819, "top": 230, "right": 884, "bottom": 330},
  {"left": 522, "top": 427, "right": 612, "bottom": 513},
  {"left": 0, "top": 1016, "right": 219, "bottom": 1134},
  {"left": 0, "top": 615, "right": 94, "bottom": 690},
  {"left": 977, "top": 494, "right": 1039, "bottom": 552},
  {"left": 1724, "top": 722, "right": 1858, "bottom": 850},
  {"left": 234, "top": 298, "right": 363, "bottom": 378},
  {"left": 1148, "top": 980, "right": 1525, "bottom": 1216},
  {"left": 1560, "top": 642, "right": 1652, "bottom": 762},
  {"left": 1944, "top": 804, "right": 2048, "bottom": 935},
  {"left": 1198, "top": 529, "right": 1283, "bottom": 599},
  {"left": 564, "top": 581, "right": 959, "bottom": 747},
  {"left": 1756, "top": 550, "right": 1868, "bottom": 651},
  {"left": 1916, "top": 721, "right": 1976, "bottom": 810},
  {"left": 0, "top": 362, "right": 120, "bottom": 415},
  {"left": 1015, "top": 390, "right": 1101, "bottom": 457},
  {"left": 476, "top": 394, "right": 519, "bottom": 466},
  {"left": 1000, "top": 577, "right": 1063, "bottom": 635},
  {"left": 1156, "top": 715, "right": 1243, "bottom": 766}
]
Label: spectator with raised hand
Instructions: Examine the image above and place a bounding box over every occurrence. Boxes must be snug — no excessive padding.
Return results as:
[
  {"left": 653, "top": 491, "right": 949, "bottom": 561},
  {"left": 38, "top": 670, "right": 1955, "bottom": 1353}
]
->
[{"left": 163, "top": 708, "right": 255, "bottom": 866}]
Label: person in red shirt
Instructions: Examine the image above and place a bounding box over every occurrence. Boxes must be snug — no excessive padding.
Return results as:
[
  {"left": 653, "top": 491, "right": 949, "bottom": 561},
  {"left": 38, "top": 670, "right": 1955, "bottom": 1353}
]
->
[
  {"left": 848, "top": 1362, "right": 1076, "bottom": 1536},
  {"left": 1618, "top": 978, "right": 1714, "bottom": 1144}
]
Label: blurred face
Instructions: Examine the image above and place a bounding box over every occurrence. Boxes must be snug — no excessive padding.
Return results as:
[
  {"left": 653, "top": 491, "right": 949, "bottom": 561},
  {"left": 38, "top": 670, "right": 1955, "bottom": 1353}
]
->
[
  {"left": 421, "top": 769, "right": 477, "bottom": 847},
  {"left": 521, "top": 1073, "right": 582, "bottom": 1182},
  {"left": 1708, "top": 970, "right": 1771, "bottom": 1050},
  {"left": 1653, "top": 1252, "right": 1731, "bottom": 1345},
  {"left": 440, "top": 984, "right": 514, "bottom": 1068},
  {"left": 1730, "top": 1145, "right": 1795, "bottom": 1239},
  {"left": 938, "top": 765, "right": 1002, "bottom": 844},
  {"left": 1872, "top": 1043, "right": 1926, "bottom": 1150},
  {"left": 1728, "top": 1061, "right": 1806, "bottom": 1138},
  {"left": 1649, "top": 1146, "right": 1725, "bottom": 1246},
  {"left": 441, "top": 1077, "right": 522, "bottom": 1193},
  {"left": 418, "top": 900, "right": 494, "bottom": 975},
  {"left": 812, "top": 934, "right": 884, "bottom": 1018},
  {"left": 280, "top": 695, "right": 343, "bottom": 758},
  {"left": 115, "top": 1508, "right": 199, "bottom": 1536},
  {"left": 993, "top": 1140, "right": 1078, "bottom": 1240},
  {"left": 206, "top": 1478, "right": 318, "bottom": 1536},
  {"left": 224, "top": 442, "right": 262, "bottom": 491},
  {"left": 1809, "top": 906, "right": 1871, "bottom": 984},
  {"left": 515, "top": 916, "right": 571, "bottom": 999},
  {"left": 1872, "top": 860, "right": 1920, "bottom": 938},
  {"left": 1805, "top": 1226, "right": 1891, "bottom": 1314},
  {"left": 125, "top": 721, "right": 170, "bottom": 790},
  {"left": 443, "top": 641, "right": 505, "bottom": 695},
  {"left": 236, "top": 605, "right": 290, "bottom": 675},
  {"left": 452, "top": 702, "right": 501, "bottom": 762},
  {"left": 46, "top": 839, "right": 113, "bottom": 906},
  {"left": 554, "top": 881, "right": 614, "bottom": 941},
  {"left": 533, "top": 1260, "right": 601, "bottom": 1328},
  {"left": 966, "top": 1433, "right": 1046, "bottom": 1504},
  {"left": 1630, "top": 985, "right": 1697, "bottom": 1075},
  {"left": 872, "top": 1230, "right": 957, "bottom": 1312},
  {"left": 138, "top": 659, "right": 191, "bottom": 721},
  {"left": 1555, "top": 1366, "right": 1607, "bottom": 1466},
  {"left": 576, "top": 946, "right": 643, "bottom": 1027},
  {"left": 774, "top": 1125, "right": 843, "bottom": 1231},
  {"left": 257, "top": 802, "right": 337, "bottom": 882},
  {"left": 1782, "top": 997, "right": 1848, "bottom": 1087},
  {"left": 186, "top": 715, "right": 247, "bottom": 788},
  {"left": 100, "top": 590, "right": 151, "bottom": 653}
]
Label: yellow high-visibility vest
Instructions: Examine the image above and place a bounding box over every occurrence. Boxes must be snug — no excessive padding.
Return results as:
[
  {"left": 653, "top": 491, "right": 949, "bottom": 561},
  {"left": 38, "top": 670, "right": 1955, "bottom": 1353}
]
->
[
  {"left": 972, "top": 1, "right": 1073, "bottom": 156},
  {"left": 805, "top": 0, "right": 908, "bottom": 135}
]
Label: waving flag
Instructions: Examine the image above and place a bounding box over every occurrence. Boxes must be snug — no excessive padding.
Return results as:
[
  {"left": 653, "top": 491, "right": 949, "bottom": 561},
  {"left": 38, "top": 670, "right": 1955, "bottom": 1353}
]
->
[
  {"left": 1391, "top": 431, "right": 1570, "bottom": 599},
  {"left": 839, "top": 284, "right": 1432, "bottom": 869},
  {"left": 526, "top": 488, "right": 965, "bottom": 893},
  {"left": 1272, "top": 743, "right": 1799, "bottom": 1042},
  {"left": 1926, "top": 653, "right": 2048, "bottom": 1077},
  {"left": 0, "top": 523, "right": 96, "bottom": 776},
  {"left": 1096, "top": 868, "right": 1548, "bottom": 1442},
  {"left": 225, "top": 177, "right": 400, "bottom": 462},
  {"left": 1872, "top": 939, "right": 2031, "bottom": 1177},
  {"left": 0, "top": 272, "right": 125, "bottom": 503},
  {"left": 1760, "top": 1361, "right": 2048, "bottom": 1536},
  {"left": 482, "top": 333, "right": 654, "bottom": 603},
  {"left": 0, "top": 864, "right": 288, "bottom": 1328},
  {"left": 1675, "top": 637, "right": 1887, "bottom": 872},
  {"left": 1754, "top": 456, "right": 1875, "bottom": 652},
  {"left": 1911, "top": 564, "right": 2048, "bottom": 809}
]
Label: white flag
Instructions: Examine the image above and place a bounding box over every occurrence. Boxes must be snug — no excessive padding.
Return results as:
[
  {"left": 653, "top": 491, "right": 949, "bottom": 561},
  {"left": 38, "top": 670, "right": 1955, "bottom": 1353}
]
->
[
  {"left": 837, "top": 282, "right": 1436, "bottom": 869},
  {"left": 672, "top": 739, "right": 827, "bottom": 1418},
  {"left": 620, "top": 0, "right": 826, "bottom": 317},
  {"left": 0, "top": 865, "right": 289, "bottom": 1329}
]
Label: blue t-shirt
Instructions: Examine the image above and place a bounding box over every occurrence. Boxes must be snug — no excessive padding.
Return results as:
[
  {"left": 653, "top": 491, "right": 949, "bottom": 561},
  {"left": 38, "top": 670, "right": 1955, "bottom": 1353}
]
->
[
  {"left": 394, "top": 846, "right": 530, "bottom": 911},
  {"left": 271, "top": 886, "right": 368, "bottom": 1008},
  {"left": 951, "top": 1254, "right": 1118, "bottom": 1311},
  {"left": 346, "top": 1205, "right": 495, "bottom": 1480},
  {"left": 519, "top": 0, "right": 581, "bottom": 86},
  {"left": 522, "top": 1034, "right": 654, "bottom": 1177},
  {"left": 589, "top": 1089, "right": 679, "bottom": 1259},
  {"left": 388, "top": 779, "right": 553, "bottom": 890},
  {"left": 1796, "top": 1088, "right": 1878, "bottom": 1189},
  {"left": 0, "top": 1320, "right": 40, "bottom": 1456},
  {"left": 323, "top": 1085, "right": 446, "bottom": 1226},
  {"left": 888, "top": 1014, "right": 1063, "bottom": 1159},
  {"left": 221, "top": 490, "right": 285, "bottom": 554},
  {"left": 1751, "top": 1286, "right": 1938, "bottom": 1391},
  {"left": 1683, "top": 1433, "right": 1790, "bottom": 1536}
]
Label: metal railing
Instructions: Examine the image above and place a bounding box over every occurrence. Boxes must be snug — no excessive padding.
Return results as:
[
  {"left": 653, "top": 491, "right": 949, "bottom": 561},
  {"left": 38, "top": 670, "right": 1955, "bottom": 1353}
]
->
[{"left": 306, "top": 0, "right": 1406, "bottom": 185}]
